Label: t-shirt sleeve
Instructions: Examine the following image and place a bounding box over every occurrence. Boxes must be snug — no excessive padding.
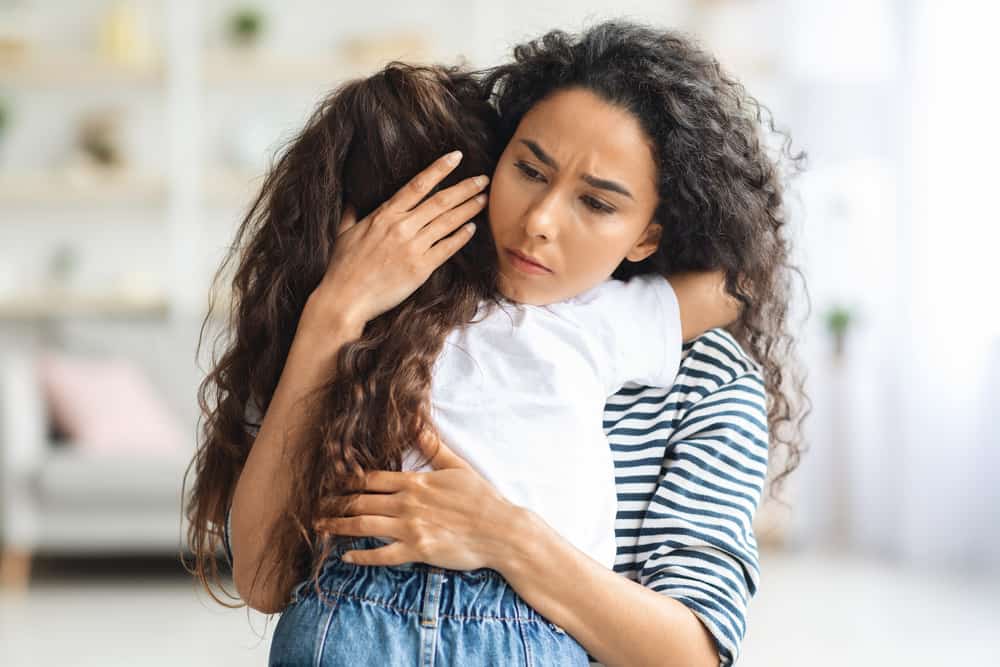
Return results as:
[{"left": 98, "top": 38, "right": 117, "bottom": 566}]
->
[{"left": 587, "top": 274, "right": 683, "bottom": 394}]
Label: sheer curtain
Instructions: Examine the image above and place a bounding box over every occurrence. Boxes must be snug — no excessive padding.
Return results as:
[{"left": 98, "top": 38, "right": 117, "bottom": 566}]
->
[
  {"left": 894, "top": 0, "right": 1000, "bottom": 570},
  {"left": 784, "top": 0, "right": 1000, "bottom": 572}
]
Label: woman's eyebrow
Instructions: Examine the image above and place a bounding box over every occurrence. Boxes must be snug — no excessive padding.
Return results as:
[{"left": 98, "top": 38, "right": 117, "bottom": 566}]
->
[{"left": 519, "top": 138, "right": 634, "bottom": 200}]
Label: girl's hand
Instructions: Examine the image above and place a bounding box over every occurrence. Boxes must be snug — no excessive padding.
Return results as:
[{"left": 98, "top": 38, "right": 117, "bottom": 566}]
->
[
  {"left": 312, "top": 430, "right": 528, "bottom": 572},
  {"left": 312, "top": 150, "right": 489, "bottom": 326}
]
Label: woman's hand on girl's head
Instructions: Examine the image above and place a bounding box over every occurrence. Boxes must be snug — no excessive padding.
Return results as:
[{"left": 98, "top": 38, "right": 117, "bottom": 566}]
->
[
  {"left": 308, "top": 151, "right": 489, "bottom": 328},
  {"left": 311, "top": 429, "right": 530, "bottom": 572}
]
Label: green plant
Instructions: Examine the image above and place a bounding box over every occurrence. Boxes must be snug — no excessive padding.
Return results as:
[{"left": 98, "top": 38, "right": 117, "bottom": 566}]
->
[
  {"left": 825, "top": 305, "right": 853, "bottom": 338},
  {"left": 227, "top": 7, "right": 265, "bottom": 47},
  {"left": 0, "top": 97, "right": 9, "bottom": 138},
  {"left": 824, "top": 304, "right": 855, "bottom": 359}
]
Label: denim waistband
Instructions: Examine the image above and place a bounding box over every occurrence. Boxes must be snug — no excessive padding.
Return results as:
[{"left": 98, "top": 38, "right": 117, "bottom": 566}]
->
[
  {"left": 321, "top": 535, "right": 503, "bottom": 579},
  {"left": 302, "top": 535, "right": 551, "bottom": 627}
]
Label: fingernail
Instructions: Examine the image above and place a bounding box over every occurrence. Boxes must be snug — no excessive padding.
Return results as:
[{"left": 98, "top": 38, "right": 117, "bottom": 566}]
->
[
  {"left": 475, "top": 194, "right": 487, "bottom": 203},
  {"left": 475, "top": 175, "right": 489, "bottom": 186},
  {"left": 466, "top": 223, "right": 476, "bottom": 233},
  {"left": 341, "top": 553, "right": 354, "bottom": 563},
  {"left": 446, "top": 151, "right": 462, "bottom": 165}
]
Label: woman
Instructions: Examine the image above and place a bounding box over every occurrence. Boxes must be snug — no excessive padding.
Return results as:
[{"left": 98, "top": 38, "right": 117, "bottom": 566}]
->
[{"left": 189, "top": 20, "right": 804, "bottom": 667}]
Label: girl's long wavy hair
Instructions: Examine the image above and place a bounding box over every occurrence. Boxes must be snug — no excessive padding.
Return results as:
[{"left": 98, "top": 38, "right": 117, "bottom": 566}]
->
[
  {"left": 184, "top": 20, "right": 807, "bottom": 612},
  {"left": 480, "top": 20, "right": 808, "bottom": 501},
  {"left": 183, "top": 63, "right": 502, "bottom": 609}
]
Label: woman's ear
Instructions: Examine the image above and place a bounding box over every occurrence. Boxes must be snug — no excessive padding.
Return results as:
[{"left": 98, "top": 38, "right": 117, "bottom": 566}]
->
[{"left": 625, "top": 222, "right": 662, "bottom": 263}]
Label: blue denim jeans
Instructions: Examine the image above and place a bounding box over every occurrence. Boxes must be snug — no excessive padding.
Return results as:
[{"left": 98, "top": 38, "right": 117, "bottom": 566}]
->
[{"left": 268, "top": 536, "right": 590, "bottom": 666}]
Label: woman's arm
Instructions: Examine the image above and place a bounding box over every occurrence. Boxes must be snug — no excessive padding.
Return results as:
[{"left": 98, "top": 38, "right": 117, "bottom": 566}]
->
[
  {"left": 668, "top": 270, "right": 741, "bottom": 342},
  {"left": 496, "top": 512, "right": 720, "bottom": 667},
  {"left": 498, "top": 333, "right": 765, "bottom": 667}
]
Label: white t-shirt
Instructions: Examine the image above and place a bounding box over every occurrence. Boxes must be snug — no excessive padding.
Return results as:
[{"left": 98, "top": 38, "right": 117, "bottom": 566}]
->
[{"left": 384, "top": 274, "right": 683, "bottom": 570}]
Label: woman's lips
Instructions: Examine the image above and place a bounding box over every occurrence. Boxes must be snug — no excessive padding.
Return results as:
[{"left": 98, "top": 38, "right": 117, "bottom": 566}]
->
[{"left": 505, "top": 249, "right": 552, "bottom": 275}]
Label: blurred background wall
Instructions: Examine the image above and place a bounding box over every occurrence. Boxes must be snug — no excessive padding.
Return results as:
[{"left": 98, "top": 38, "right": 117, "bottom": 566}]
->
[{"left": 0, "top": 0, "right": 997, "bottom": 664}]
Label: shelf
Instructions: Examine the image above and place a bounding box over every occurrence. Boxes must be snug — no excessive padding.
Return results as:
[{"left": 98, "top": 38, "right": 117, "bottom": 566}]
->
[
  {"left": 0, "top": 52, "right": 163, "bottom": 87},
  {"left": 0, "top": 290, "right": 170, "bottom": 321},
  {"left": 0, "top": 169, "right": 167, "bottom": 206},
  {"left": 202, "top": 50, "right": 372, "bottom": 87}
]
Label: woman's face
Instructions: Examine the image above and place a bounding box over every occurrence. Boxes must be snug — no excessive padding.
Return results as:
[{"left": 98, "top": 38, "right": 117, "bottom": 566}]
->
[{"left": 488, "top": 87, "right": 662, "bottom": 306}]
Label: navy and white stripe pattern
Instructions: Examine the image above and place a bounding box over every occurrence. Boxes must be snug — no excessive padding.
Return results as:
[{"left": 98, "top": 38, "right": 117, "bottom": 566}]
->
[
  {"left": 222, "top": 328, "right": 767, "bottom": 667},
  {"left": 593, "top": 328, "right": 767, "bottom": 667}
]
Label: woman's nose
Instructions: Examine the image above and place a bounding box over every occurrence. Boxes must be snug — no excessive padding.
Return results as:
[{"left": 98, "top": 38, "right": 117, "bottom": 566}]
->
[{"left": 522, "top": 190, "right": 560, "bottom": 240}]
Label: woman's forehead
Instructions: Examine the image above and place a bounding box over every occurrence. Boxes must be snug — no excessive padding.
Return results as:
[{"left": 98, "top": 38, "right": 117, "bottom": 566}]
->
[{"left": 513, "top": 88, "right": 658, "bottom": 195}]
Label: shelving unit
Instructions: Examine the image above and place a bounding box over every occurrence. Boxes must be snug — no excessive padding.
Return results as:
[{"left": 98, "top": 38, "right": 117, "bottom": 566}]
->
[
  {"left": 0, "top": 2, "right": 370, "bottom": 323},
  {"left": 0, "top": 169, "right": 167, "bottom": 206},
  {"left": 0, "top": 52, "right": 164, "bottom": 86}
]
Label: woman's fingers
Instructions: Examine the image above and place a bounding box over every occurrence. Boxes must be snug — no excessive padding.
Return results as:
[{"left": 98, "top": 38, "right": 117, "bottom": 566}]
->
[
  {"left": 426, "top": 221, "right": 478, "bottom": 268},
  {"left": 314, "top": 515, "right": 398, "bottom": 539},
  {"left": 406, "top": 174, "right": 489, "bottom": 232},
  {"left": 341, "top": 541, "right": 416, "bottom": 567},
  {"left": 383, "top": 150, "right": 464, "bottom": 214},
  {"left": 417, "top": 192, "right": 487, "bottom": 251}
]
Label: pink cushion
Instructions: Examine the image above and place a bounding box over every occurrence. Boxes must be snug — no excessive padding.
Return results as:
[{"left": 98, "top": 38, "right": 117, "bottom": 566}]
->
[{"left": 37, "top": 350, "right": 186, "bottom": 455}]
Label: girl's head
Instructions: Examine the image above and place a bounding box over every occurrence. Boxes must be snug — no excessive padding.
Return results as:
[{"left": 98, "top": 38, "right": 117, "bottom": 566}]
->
[
  {"left": 484, "top": 21, "right": 808, "bottom": 494},
  {"left": 185, "top": 63, "right": 502, "bottom": 608}
]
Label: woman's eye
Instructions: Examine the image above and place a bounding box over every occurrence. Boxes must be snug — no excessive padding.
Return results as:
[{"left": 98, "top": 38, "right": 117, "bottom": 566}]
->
[
  {"left": 582, "top": 196, "right": 614, "bottom": 214},
  {"left": 515, "top": 161, "right": 545, "bottom": 182}
]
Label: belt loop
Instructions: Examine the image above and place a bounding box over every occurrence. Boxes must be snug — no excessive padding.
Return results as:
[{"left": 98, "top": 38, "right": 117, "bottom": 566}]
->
[{"left": 420, "top": 567, "right": 444, "bottom": 628}]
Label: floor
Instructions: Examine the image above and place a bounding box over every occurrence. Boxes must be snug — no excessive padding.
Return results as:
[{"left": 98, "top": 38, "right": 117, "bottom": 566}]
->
[{"left": 0, "top": 548, "right": 997, "bottom": 666}]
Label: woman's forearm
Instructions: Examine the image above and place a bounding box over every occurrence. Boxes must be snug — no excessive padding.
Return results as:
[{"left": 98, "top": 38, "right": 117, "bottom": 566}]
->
[
  {"left": 230, "top": 294, "right": 364, "bottom": 613},
  {"left": 495, "top": 510, "right": 719, "bottom": 667}
]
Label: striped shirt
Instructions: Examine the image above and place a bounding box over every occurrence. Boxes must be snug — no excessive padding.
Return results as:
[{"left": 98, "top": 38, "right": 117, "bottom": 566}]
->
[{"left": 223, "top": 328, "right": 766, "bottom": 667}]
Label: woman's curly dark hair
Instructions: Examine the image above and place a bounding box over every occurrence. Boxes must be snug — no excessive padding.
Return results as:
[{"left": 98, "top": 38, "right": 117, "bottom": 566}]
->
[{"left": 481, "top": 20, "right": 808, "bottom": 500}]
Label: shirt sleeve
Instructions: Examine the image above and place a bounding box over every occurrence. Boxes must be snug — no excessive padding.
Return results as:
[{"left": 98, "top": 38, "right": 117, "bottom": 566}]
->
[
  {"left": 586, "top": 274, "right": 683, "bottom": 393},
  {"left": 639, "top": 371, "right": 768, "bottom": 667}
]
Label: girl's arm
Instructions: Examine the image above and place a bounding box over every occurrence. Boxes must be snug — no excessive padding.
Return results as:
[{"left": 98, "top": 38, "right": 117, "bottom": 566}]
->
[
  {"left": 668, "top": 270, "right": 741, "bottom": 341},
  {"left": 230, "top": 299, "right": 363, "bottom": 613}
]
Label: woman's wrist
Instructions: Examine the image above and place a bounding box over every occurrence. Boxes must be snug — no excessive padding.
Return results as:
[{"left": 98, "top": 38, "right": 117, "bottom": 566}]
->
[{"left": 486, "top": 505, "right": 550, "bottom": 578}]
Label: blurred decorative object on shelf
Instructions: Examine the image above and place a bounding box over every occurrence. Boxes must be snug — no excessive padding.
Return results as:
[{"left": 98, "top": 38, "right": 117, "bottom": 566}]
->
[
  {"left": 0, "top": 94, "right": 8, "bottom": 150},
  {"left": 0, "top": 0, "right": 35, "bottom": 60},
  {"left": 0, "top": 94, "right": 8, "bottom": 132},
  {"left": 98, "top": 0, "right": 155, "bottom": 68},
  {"left": 75, "top": 107, "right": 126, "bottom": 168},
  {"left": 340, "top": 31, "right": 430, "bottom": 69},
  {"left": 824, "top": 304, "right": 856, "bottom": 361},
  {"left": 226, "top": 6, "right": 266, "bottom": 49}
]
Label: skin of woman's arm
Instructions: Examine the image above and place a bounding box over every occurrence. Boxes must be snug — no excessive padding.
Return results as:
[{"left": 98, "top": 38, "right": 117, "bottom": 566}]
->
[
  {"left": 230, "top": 294, "right": 363, "bottom": 613},
  {"left": 489, "top": 509, "right": 718, "bottom": 667},
  {"left": 670, "top": 269, "right": 741, "bottom": 342}
]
